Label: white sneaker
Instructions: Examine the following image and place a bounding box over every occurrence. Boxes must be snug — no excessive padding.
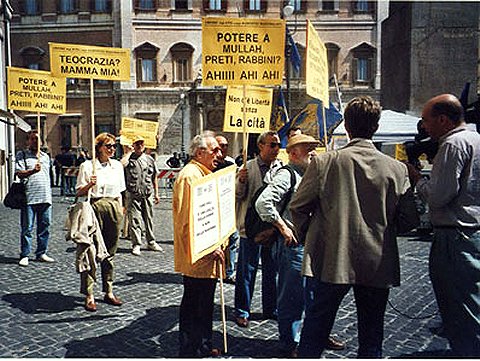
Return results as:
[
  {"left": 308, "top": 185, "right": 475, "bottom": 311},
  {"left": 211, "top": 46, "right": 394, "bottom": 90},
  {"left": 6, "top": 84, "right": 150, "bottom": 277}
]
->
[
  {"left": 132, "top": 245, "right": 141, "bottom": 256},
  {"left": 19, "top": 257, "right": 29, "bottom": 267},
  {"left": 38, "top": 254, "right": 55, "bottom": 263},
  {"left": 147, "top": 242, "right": 164, "bottom": 252}
]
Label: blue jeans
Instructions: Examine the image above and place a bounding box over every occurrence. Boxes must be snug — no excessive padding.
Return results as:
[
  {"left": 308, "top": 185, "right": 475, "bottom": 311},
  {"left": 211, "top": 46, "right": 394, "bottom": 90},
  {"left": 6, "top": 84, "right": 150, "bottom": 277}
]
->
[
  {"left": 298, "top": 277, "right": 389, "bottom": 358},
  {"left": 234, "top": 236, "right": 277, "bottom": 319},
  {"left": 20, "top": 203, "right": 51, "bottom": 258},
  {"left": 275, "top": 239, "right": 305, "bottom": 353},
  {"left": 430, "top": 228, "right": 480, "bottom": 356},
  {"left": 226, "top": 230, "right": 239, "bottom": 278}
]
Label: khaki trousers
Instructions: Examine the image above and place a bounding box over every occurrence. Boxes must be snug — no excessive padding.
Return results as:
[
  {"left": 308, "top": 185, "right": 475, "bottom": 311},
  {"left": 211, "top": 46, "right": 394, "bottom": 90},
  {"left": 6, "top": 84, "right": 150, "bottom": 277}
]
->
[{"left": 80, "top": 197, "right": 123, "bottom": 295}]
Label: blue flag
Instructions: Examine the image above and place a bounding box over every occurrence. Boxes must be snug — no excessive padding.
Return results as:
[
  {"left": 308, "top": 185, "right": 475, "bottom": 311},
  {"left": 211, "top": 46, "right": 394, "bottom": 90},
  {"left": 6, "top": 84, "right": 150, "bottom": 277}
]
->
[
  {"left": 271, "top": 90, "right": 291, "bottom": 148},
  {"left": 287, "top": 26, "right": 301, "bottom": 74},
  {"left": 290, "top": 99, "right": 343, "bottom": 146}
]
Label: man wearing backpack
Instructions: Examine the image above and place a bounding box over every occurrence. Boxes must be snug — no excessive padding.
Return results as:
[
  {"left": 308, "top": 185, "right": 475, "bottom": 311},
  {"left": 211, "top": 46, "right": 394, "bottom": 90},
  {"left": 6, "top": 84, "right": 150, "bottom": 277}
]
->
[
  {"left": 255, "top": 134, "right": 345, "bottom": 357},
  {"left": 234, "top": 131, "right": 283, "bottom": 328}
]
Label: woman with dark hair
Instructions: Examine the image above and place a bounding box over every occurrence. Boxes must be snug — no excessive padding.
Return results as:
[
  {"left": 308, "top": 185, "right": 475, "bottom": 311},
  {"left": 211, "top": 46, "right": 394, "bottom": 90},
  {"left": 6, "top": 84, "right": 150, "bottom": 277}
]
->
[{"left": 76, "top": 132, "right": 126, "bottom": 312}]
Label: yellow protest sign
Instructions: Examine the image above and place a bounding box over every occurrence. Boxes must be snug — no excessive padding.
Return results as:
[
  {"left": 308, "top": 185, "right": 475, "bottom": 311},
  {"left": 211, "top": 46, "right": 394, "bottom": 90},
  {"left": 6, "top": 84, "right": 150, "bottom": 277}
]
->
[
  {"left": 120, "top": 117, "right": 159, "bottom": 149},
  {"left": 224, "top": 86, "right": 273, "bottom": 134},
  {"left": 202, "top": 17, "right": 285, "bottom": 86},
  {"left": 190, "top": 165, "right": 235, "bottom": 263},
  {"left": 49, "top": 42, "right": 131, "bottom": 81},
  {"left": 7, "top": 67, "right": 66, "bottom": 114},
  {"left": 306, "top": 20, "right": 329, "bottom": 105}
]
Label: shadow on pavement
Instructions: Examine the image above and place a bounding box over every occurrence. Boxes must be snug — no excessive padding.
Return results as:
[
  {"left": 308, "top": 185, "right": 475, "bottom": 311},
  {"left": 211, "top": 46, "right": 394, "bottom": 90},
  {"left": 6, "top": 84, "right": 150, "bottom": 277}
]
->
[
  {"left": 115, "top": 271, "right": 182, "bottom": 286},
  {"left": 2, "top": 291, "right": 83, "bottom": 314},
  {"left": 0, "top": 254, "right": 20, "bottom": 264},
  {"left": 62, "top": 303, "right": 280, "bottom": 358},
  {"left": 64, "top": 305, "right": 180, "bottom": 358}
]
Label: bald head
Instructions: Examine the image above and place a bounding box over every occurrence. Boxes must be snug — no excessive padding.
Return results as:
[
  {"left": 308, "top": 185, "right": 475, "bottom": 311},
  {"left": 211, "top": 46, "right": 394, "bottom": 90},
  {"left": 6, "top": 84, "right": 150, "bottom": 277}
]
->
[{"left": 421, "top": 94, "right": 464, "bottom": 140}]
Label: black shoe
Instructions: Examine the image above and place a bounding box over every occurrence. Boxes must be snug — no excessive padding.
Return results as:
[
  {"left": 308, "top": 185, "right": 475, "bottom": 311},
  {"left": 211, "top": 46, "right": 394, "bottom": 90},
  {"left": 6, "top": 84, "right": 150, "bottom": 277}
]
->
[
  {"left": 262, "top": 312, "right": 277, "bottom": 320},
  {"left": 223, "top": 276, "right": 236, "bottom": 285}
]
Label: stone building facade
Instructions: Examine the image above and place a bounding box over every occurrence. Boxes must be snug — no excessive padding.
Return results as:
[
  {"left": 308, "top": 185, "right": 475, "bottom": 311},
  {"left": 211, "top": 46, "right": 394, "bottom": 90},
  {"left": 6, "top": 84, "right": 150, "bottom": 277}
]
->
[
  {"left": 381, "top": 1, "right": 479, "bottom": 114},
  {"left": 9, "top": 0, "right": 383, "bottom": 160}
]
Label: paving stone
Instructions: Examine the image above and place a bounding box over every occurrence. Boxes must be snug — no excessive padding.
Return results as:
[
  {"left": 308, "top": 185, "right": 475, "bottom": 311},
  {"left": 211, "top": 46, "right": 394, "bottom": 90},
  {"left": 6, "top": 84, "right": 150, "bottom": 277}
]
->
[{"left": 0, "top": 188, "right": 451, "bottom": 357}]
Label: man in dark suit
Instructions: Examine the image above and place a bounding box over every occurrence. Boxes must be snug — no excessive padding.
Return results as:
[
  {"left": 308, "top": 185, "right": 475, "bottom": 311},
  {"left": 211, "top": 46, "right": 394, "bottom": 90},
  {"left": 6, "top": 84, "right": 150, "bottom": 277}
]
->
[{"left": 290, "top": 96, "right": 418, "bottom": 358}]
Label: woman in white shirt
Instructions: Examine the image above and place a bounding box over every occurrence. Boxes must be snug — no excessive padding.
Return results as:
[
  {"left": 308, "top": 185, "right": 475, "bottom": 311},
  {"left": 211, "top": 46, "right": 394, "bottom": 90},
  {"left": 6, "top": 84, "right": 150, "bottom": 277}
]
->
[{"left": 76, "top": 133, "right": 126, "bottom": 312}]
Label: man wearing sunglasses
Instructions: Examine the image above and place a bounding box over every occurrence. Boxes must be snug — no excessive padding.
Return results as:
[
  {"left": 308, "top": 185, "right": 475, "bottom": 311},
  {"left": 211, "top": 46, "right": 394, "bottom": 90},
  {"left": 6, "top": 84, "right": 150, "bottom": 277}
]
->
[{"left": 234, "top": 131, "right": 283, "bottom": 328}]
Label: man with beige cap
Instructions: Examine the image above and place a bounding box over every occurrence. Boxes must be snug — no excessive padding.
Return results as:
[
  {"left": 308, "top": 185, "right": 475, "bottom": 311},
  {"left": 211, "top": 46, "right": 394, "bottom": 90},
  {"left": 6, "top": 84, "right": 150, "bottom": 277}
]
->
[
  {"left": 124, "top": 135, "right": 163, "bottom": 255},
  {"left": 255, "top": 134, "right": 344, "bottom": 357}
]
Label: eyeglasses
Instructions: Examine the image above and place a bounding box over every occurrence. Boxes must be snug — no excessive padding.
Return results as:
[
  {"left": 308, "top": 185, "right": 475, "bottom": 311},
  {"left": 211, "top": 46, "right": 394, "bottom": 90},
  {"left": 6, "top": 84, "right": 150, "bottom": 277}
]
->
[
  {"left": 266, "top": 142, "right": 281, "bottom": 148},
  {"left": 204, "top": 147, "right": 221, "bottom": 154},
  {"left": 104, "top": 143, "right": 117, "bottom": 149},
  {"left": 219, "top": 143, "right": 228, "bottom": 148}
]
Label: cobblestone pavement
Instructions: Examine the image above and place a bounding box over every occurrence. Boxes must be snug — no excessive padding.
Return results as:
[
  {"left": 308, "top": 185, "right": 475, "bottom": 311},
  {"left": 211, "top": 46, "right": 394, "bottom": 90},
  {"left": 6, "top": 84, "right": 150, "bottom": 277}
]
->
[{"left": 0, "top": 188, "right": 450, "bottom": 358}]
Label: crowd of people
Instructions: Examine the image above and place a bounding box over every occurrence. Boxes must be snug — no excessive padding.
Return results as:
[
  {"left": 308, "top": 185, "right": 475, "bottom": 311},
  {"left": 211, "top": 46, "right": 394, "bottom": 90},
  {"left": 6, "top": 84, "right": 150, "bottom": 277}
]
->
[{"left": 13, "top": 93, "right": 480, "bottom": 358}]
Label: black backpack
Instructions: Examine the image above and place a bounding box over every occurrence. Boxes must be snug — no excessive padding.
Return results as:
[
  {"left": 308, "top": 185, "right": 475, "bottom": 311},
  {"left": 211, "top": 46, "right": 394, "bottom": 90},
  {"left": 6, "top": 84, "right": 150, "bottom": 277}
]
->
[{"left": 244, "top": 165, "right": 296, "bottom": 246}]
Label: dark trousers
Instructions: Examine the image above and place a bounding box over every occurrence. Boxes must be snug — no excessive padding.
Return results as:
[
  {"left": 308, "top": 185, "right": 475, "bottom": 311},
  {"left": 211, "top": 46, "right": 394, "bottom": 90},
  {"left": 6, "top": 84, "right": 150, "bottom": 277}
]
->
[
  {"left": 298, "top": 277, "right": 389, "bottom": 358},
  {"left": 179, "top": 276, "right": 217, "bottom": 358}
]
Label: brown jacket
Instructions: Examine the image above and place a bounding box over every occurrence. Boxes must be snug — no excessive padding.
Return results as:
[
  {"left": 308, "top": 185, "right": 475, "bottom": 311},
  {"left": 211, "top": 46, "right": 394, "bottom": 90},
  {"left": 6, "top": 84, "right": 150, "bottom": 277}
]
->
[{"left": 290, "top": 139, "right": 418, "bottom": 288}]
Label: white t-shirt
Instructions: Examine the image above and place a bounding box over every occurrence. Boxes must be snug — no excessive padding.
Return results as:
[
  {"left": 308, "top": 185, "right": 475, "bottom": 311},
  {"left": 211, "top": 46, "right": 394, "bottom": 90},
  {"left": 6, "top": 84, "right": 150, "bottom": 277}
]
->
[{"left": 76, "top": 158, "right": 126, "bottom": 199}]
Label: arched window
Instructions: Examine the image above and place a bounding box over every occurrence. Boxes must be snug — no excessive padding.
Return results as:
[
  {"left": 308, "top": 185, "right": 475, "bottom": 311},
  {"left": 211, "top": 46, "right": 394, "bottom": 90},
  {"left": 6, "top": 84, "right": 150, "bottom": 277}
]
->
[
  {"left": 135, "top": 42, "right": 160, "bottom": 85},
  {"left": 20, "top": 46, "right": 45, "bottom": 70},
  {"left": 325, "top": 43, "right": 340, "bottom": 82},
  {"left": 170, "top": 43, "right": 194, "bottom": 84},
  {"left": 351, "top": 42, "right": 375, "bottom": 86}
]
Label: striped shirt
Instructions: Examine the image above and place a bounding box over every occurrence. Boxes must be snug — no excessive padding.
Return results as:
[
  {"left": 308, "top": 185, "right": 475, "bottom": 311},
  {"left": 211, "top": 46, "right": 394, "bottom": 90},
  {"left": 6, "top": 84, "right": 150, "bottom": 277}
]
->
[{"left": 15, "top": 149, "right": 52, "bottom": 205}]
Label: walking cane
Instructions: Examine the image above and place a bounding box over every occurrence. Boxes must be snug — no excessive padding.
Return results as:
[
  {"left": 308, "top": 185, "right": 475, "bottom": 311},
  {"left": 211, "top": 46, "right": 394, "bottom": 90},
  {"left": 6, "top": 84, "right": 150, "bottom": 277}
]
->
[{"left": 218, "top": 260, "right": 228, "bottom": 354}]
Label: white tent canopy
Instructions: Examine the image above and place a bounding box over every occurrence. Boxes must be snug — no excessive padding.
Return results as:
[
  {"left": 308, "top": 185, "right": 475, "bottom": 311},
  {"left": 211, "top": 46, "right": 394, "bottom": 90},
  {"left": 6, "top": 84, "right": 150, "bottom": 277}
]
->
[{"left": 333, "top": 109, "right": 420, "bottom": 143}]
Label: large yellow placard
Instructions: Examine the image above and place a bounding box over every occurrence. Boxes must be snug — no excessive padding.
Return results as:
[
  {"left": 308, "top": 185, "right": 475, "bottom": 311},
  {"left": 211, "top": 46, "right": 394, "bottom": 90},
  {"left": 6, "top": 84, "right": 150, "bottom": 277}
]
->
[
  {"left": 306, "top": 20, "right": 329, "bottom": 105},
  {"left": 223, "top": 86, "right": 273, "bottom": 134},
  {"left": 120, "top": 117, "right": 159, "bottom": 149},
  {"left": 49, "top": 42, "right": 131, "bottom": 81},
  {"left": 7, "top": 67, "right": 66, "bottom": 114},
  {"left": 202, "top": 17, "right": 285, "bottom": 86},
  {"left": 190, "top": 165, "right": 235, "bottom": 263}
]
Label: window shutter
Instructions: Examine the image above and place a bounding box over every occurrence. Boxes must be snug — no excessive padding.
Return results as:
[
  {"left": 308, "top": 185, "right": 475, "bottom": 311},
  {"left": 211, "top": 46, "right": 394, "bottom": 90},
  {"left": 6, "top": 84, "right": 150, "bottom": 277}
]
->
[
  {"left": 367, "top": 57, "right": 373, "bottom": 84},
  {"left": 221, "top": 0, "right": 227, "bottom": 11},
  {"left": 136, "top": 58, "right": 142, "bottom": 82},
  {"left": 260, "top": 0, "right": 267, "bottom": 11},
  {"left": 203, "top": 0, "right": 209, "bottom": 10},
  {"left": 352, "top": 58, "right": 358, "bottom": 82},
  {"left": 153, "top": 59, "right": 158, "bottom": 82},
  {"left": 300, "top": 0, "right": 307, "bottom": 12}
]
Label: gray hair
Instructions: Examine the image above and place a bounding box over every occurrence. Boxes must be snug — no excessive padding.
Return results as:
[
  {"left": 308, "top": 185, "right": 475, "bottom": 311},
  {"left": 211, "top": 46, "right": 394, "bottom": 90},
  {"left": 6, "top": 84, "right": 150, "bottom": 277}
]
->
[
  {"left": 189, "top": 130, "right": 216, "bottom": 157},
  {"left": 257, "top": 130, "right": 278, "bottom": 145}
]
